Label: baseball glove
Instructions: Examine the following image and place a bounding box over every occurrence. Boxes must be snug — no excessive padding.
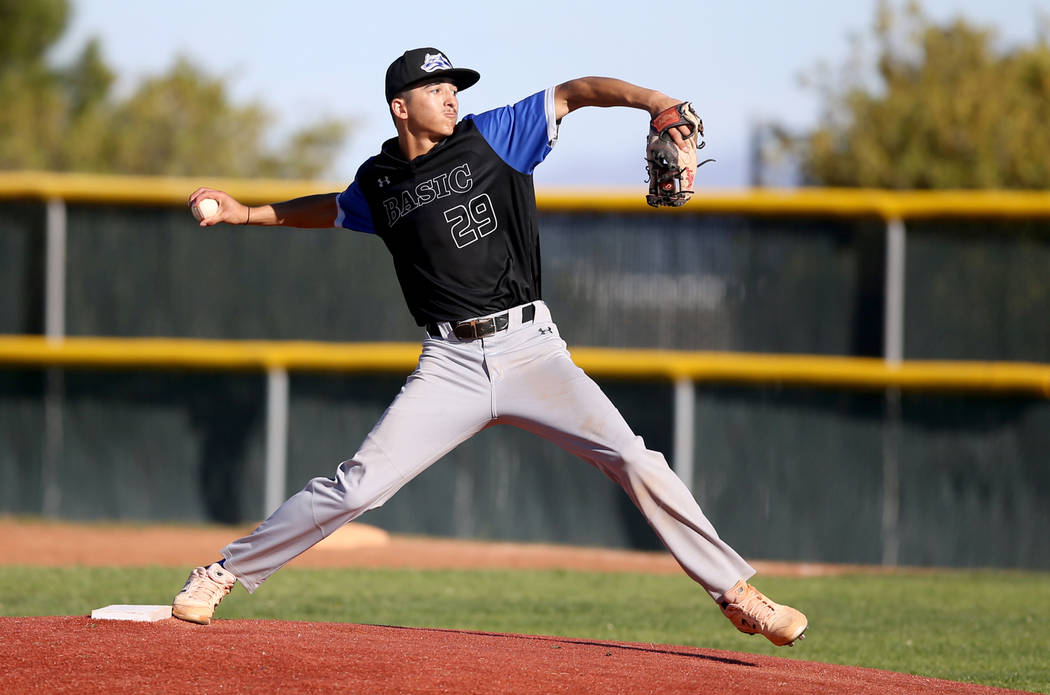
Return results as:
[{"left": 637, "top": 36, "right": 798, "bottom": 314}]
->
[{"left": 645, "top": 102, "right": 713, "bottom": 207}]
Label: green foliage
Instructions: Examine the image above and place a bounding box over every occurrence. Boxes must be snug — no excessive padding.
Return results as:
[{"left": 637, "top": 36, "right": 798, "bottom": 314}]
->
[
  {"left": 1, "top": 566, "right": 1048, "bottom": 692},
  {"left": 0, "top": 0, "right": 69, "bottom": 66},
  {"left": 788, "top": 0, "right": 1050, "bottom": 189},
  {"left": 0, "top": 0, "right": 346, "bottom": 178}
]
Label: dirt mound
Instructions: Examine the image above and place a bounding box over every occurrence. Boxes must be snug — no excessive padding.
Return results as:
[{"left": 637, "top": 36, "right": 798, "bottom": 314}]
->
[{"left": 0, "top": 617, "right": 1025, "bottom": 695}]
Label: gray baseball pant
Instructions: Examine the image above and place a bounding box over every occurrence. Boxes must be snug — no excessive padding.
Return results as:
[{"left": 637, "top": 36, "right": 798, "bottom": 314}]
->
[{"left": 220, "top": 301, "right": 755, "bottom": 600}]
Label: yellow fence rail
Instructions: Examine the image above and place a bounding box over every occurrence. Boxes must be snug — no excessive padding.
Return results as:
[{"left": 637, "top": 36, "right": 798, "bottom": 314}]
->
[
  {"left": 2, "top": 335, "right": 1048, "bottom": 398},
  {"left": 4, "top": 170, "right": 1050, "bottom": 219}
]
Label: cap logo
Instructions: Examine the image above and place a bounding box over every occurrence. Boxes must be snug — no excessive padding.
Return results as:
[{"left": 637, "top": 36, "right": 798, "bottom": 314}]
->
[{"left": 420, "top": 52, "right": 453, "bottom": 72}]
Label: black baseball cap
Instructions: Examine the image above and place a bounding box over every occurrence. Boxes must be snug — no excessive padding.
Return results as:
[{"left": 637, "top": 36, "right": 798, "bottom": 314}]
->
[{"left": 385, "top": 48, "right": 480, "bottom": 103}]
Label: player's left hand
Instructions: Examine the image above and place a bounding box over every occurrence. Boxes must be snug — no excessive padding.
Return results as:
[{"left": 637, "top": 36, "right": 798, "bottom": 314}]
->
[
  {"left": 644, "top": 102, "right": 713, "bottom": 208},
  {"left": 648, "top": 99, "right": 694, "bottom": 150}
]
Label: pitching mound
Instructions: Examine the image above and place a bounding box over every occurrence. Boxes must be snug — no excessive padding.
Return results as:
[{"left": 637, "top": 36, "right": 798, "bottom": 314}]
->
[{"left": 0, "top": 616, "right": 1025, "bottom": 694}]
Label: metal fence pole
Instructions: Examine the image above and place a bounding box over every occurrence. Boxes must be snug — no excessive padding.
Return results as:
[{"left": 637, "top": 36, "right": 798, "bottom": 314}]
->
[
  {"left": 264, "top": 367, "right": 290, "bottom": 516},
  {"left": 42, "top": 198, "right": 67, "bottom": 517},
  {"left": 45, "top": 199, "right": 67, "bottom": 342},
  {"left": 673, "top": 377, "right": 696, "bottom": 492},
  {"left": 881, "top": 217, "right": 906, "bottom": 566},
  {"left": 884, "top": 218, "right": 906, "bottom": 366}
]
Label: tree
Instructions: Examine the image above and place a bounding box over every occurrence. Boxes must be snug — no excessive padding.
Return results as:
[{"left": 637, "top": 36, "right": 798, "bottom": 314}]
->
[
  {"left": 779, "top": 0, "right": 1050, "bottom": 189},
  {"left": 0, "top": 0, "right": 347, "bottom": 179},
  {"left": 0, "top": 0, "right": 68, "bottom": 66}
]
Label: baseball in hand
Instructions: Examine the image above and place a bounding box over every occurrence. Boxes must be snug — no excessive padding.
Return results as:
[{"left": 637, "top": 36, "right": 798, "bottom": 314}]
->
[{"left": 192, "top": 198, "right": 220, "bottom": 221}]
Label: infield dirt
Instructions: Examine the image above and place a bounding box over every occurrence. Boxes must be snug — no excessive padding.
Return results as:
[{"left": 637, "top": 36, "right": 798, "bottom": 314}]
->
[{"left": 0, "top": 517, "right": 908, "bottom": 576}]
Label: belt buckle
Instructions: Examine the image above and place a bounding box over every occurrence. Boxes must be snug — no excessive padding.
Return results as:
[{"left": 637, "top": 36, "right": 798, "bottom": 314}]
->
[
  {"left": 452, "top": 318, "right": 487, "bottom": 340},
  {"left": 452, "top": 315, "right": 503, "bottom": 340},
  {"left": 474, "top": 317, "right": 497, "bottom": 338}
]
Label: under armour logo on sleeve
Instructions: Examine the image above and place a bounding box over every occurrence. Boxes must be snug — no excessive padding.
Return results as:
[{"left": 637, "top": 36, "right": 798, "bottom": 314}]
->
[{"left": 378, "top": 176, "right": 391, "bottom": 187}]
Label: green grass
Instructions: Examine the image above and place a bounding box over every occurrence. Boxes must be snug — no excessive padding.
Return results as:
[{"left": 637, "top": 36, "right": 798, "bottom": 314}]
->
[{"left": 1, "top": 566, "right": 1047, "bottom": 693}]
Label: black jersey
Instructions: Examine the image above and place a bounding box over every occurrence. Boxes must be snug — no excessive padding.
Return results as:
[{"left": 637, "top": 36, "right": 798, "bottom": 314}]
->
[{"left": 336, "top": 88, "right": 559, "bottom": 326}]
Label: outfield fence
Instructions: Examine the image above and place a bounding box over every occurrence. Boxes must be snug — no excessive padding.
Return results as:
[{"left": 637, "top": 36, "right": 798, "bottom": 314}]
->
[{"left": 2, "top": 172, "right": 1048, "bottom": 568}]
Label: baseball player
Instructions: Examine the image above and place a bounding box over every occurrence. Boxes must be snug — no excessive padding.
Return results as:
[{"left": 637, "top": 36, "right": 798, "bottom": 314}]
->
[{"left": 174, "top": 47, "right": 807, "bottom": 647}]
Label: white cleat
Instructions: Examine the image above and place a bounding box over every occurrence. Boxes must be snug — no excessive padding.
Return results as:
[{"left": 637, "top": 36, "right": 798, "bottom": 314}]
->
[
  {"left": 172, "top": 562, "right": 237, "bottom": 625},
  {"left": 719, "top": 579, "right": 809, "bottom": 647}
]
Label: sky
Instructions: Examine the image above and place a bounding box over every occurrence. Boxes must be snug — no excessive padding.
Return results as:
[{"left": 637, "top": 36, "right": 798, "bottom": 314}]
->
[{"left": 50, "top": 0, "right": 1050, "bottom": 189}]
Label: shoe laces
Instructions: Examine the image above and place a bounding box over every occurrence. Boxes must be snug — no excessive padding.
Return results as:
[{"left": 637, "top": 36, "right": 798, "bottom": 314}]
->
[
  {"left": 725, "top": 585, "right": 777, "bottom": 628},
  {"left": 181, "top": 566, "right": 232, "bottom": 603}
]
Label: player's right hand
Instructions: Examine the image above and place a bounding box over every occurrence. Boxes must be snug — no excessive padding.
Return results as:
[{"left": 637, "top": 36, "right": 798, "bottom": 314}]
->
[{"left": 188, "top": 187, "right": 250, "bottom": 227}]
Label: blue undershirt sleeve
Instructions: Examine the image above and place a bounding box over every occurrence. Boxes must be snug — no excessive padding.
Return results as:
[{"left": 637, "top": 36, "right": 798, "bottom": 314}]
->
[
  {"left": 335, "top": 178, "right": 375, "bottom": 233},
  {"left": 468, "top": 87, "right": 560, "bottom": 175}
]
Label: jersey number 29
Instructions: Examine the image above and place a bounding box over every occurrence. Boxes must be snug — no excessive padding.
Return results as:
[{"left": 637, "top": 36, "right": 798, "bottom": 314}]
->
[{"left": 444, "top": 193, "right": 498, "bottom": 249}]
